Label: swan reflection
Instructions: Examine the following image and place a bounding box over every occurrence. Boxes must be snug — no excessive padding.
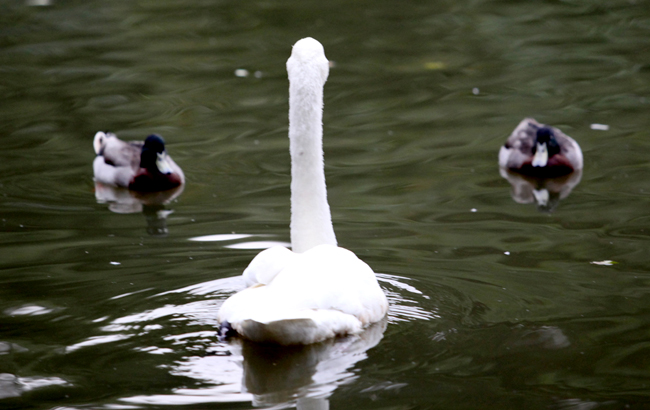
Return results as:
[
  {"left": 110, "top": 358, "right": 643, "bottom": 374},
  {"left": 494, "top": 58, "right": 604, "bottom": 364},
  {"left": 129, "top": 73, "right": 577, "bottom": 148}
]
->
[
  {"left": 121, "top": 316, "right": 386, "bottom": 408},
  {"left": 499, "top": 167, "right": 582, "bottom": 212},
  {"left": 238, "top": 319, "right": 386, "bottom": 408},
  {"left": 94, "top": 182, "right": 183, "bottom": 236},
  {"left": 109, "top": 271, "right": 430, "bottom": 407}
]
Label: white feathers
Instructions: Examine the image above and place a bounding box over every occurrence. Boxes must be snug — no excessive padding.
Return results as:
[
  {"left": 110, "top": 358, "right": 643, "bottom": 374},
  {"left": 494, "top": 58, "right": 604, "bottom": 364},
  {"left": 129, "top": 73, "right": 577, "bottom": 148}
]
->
[
  {"left": 219, "top": 244, "right": 386, "bottom": 344},
  {"left": 287, "top": 38, "right": 337, "bottom": 254},
  {"left": 217, "top": 38, "right": 388, "bottom": 345}
]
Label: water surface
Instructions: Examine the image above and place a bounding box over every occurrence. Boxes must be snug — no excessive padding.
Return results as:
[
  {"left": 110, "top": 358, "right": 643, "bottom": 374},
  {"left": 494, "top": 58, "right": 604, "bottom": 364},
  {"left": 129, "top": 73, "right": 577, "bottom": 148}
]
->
[{"left": 1, "top": 0, "right": 650, "bottom": 409}]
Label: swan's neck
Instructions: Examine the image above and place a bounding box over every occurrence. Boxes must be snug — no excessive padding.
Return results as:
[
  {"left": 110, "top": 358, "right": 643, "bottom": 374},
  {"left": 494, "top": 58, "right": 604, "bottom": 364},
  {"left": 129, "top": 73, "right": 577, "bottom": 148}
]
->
[{"left": 289, "top": 63, "right": 337, "bottom": 253}]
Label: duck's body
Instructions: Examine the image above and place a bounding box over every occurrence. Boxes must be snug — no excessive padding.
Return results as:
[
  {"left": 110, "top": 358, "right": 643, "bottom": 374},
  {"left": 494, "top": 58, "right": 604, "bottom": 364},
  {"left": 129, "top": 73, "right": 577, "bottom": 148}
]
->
[
  {"left": 93, "top": 132, "right": 184, "bottom": 192},
  {"left": 217, "top": 38, "right": 388, "bottom": 345},
  {"left": 499, "top": 118, "right": 583, "bottom": 178}
]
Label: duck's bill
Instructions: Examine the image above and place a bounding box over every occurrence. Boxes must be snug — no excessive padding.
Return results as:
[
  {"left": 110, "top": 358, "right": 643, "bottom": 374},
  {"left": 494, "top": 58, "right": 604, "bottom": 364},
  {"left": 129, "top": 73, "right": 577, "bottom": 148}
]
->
[
  {"left": 531, "top": 142, "right": 549, "bottom": 167},
  {"left": 156, "top": 152, "right": 174, "bottom": 174}
]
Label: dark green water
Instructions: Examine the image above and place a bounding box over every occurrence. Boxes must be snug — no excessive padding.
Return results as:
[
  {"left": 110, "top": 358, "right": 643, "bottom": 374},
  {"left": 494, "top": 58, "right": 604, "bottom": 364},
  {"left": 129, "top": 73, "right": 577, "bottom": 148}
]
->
[{"left": 1, "top": 0, "right": 650, "bottom": 408}]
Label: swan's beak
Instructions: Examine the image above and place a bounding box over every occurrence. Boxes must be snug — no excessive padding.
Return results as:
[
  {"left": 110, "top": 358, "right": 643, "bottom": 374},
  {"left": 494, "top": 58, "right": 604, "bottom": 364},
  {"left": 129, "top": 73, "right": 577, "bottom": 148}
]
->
[
  {"left": 533, "top": 188, "right": 550, "bottom": 207},
  {"left": 532, "top": 142, "right": 549, "bottom": 167},
  {"left": 156, "top": 152, "right": 173, "bottom": 175}
]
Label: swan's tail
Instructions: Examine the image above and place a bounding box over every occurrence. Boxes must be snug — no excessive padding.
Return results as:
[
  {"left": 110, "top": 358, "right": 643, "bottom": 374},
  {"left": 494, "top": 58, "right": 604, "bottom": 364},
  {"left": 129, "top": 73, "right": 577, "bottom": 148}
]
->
[{"left": 235, "top": 310, "right": 363, "bottom": 345}]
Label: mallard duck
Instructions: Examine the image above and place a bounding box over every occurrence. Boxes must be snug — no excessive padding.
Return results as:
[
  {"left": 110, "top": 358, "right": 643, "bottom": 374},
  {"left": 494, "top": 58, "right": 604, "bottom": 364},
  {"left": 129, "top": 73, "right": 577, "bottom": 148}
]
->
[
  {"left": 217, "top": 38, "right": 388, "bottom": 345},
  {"left": 93, "top": 132, "right": 184, "bottom": 192},
  {"left": 499, "top": 118, "right": 583, "bottom": 177}
]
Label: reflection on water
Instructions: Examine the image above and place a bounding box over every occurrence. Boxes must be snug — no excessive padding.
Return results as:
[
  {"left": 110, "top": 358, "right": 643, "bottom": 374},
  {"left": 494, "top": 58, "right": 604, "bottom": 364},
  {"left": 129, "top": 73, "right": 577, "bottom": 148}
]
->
[
  {"left": 189, "top": 233, "right": 292, "bottom": 250},
  {"left": 94, "top": 182, "right": 183, "bottom": 236},
  {"left": 499, "top": 167, "right": 582, "bottom": 212},
  {"left": 125, "top": 320, "right": 387, "bottom": 408},
  {"left": 0, "top": 373, "right": 68, "bottom": 400},
  {"left": 64, "top": 270, "right": 428, "bottom": 407},
  {"left": 241, "top": 320, "right": 386, "bottom": 408}
]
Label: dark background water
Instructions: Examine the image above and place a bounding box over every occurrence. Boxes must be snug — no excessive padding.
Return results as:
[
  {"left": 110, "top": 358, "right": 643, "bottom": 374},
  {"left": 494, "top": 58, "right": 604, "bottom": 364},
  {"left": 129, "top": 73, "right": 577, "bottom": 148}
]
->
[{"left": 1, "top": 0, "right": 650, "bottom": 409}]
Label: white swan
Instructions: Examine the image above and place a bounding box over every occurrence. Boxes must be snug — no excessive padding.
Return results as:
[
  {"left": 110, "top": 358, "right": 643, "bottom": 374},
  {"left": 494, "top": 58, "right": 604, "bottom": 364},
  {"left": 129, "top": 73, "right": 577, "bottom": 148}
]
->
[{"left": 217, "top": 37, "right": 388, "bottom": 345}]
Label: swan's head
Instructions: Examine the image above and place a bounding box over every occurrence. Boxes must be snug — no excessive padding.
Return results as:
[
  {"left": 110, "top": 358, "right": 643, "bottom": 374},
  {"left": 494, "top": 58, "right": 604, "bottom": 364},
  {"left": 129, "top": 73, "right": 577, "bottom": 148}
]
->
[{"left": 287, "top": 37, "right": 329, "bottom": 84}]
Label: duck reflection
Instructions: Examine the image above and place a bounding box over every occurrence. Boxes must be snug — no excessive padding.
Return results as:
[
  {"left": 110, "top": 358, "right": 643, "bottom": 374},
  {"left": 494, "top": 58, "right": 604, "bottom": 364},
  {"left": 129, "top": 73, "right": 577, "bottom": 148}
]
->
[
  {"left": 235, "top": 318, "right": 386, "bottom": 408},
  {"left": 94, "top": 182, "right": 183, "bottom": 236},
  {"left": 499, "top": 167, "right": 582, "bottom": 212}
]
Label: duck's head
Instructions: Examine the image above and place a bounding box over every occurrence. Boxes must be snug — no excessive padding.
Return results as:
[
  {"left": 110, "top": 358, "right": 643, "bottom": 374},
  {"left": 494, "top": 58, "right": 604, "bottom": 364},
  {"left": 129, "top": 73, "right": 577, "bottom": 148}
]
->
[
  {"left": 140, "top": 134, "right": 173, "bottom": 175},
  {"left": 531, "top": 127, "right": 561, "bottom": 167}
]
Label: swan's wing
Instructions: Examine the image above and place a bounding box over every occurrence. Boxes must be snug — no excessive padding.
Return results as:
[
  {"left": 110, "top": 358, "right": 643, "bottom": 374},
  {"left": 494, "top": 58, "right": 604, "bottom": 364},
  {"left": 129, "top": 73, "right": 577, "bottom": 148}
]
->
[
  {"left": 219, "top": 244, "right": 388, "bottom": 344},
  {"left": 266, "top": 245, "right": 388, "bottom": 324},
  {"left": 219, "top": 285, "right": 364, "bottom": 344},
  {"left": 242, "top": 246, "right": 296, "bottom": 287}
]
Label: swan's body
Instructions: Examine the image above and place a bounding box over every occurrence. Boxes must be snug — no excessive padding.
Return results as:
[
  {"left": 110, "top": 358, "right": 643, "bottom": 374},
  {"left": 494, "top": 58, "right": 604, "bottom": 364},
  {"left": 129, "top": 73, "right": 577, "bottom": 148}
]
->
[
  {"left": 93, "top": 132, "right": 184, "bottom": 192},
  {"left": 217, "top": 38, "right": 388, "bottom": 345},
  {"left": 499, "top": 118, "right": 583, "bottom": 178}
]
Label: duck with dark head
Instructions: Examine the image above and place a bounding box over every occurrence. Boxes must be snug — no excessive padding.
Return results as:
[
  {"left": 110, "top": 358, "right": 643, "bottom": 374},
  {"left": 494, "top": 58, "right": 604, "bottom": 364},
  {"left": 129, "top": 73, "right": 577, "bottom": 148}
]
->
[
  {"left": 499, "top": 118, "right": 583, "bottom": 178},
  {"left": 93, "top": 132, "right": 184, "bottom": 192}
]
